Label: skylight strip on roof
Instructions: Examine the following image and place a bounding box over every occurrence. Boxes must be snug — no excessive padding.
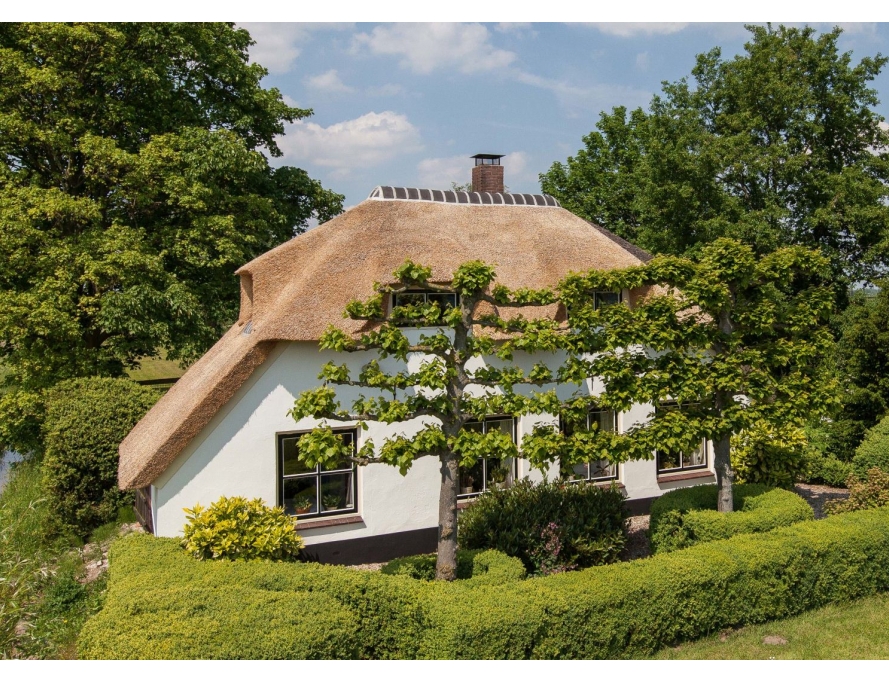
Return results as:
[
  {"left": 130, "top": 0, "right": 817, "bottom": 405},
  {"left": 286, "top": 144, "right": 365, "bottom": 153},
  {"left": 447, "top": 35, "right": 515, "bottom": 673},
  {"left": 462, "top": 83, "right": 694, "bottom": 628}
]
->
[{"left": 367, "top": 186, "right": 560, "bottom": 207}]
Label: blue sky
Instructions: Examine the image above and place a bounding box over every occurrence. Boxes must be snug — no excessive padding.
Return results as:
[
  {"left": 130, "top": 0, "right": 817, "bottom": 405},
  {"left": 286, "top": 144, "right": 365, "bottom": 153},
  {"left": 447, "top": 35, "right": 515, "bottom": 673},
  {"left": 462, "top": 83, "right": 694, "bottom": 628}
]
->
[{"left": 239, "top": 22, "right": 889, "bottom": 210}]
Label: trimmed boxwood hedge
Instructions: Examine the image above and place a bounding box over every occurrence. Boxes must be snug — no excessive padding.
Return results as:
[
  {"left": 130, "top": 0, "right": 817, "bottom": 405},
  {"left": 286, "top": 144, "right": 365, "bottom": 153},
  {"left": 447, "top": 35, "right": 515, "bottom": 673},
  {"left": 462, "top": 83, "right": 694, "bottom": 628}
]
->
[
  {"left": 381, "top": 549, "right": 526, "bottom": 584},
  {"left": 80, "top": 507, "right": 889, "bottom": 659},
  {"left": 649, "top": 484, "right": 815, "bottom": 553}
]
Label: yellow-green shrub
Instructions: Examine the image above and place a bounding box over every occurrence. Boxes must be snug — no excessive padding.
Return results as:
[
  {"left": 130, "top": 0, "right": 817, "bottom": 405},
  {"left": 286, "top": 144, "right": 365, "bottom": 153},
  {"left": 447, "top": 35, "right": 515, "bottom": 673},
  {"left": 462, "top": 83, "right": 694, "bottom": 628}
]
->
[
  {"left": 649, "top": 484, "right": 814, "bottom": 553},
  {"left": 731, "top": 421, "right": 808, "bottom": 488},
  {"left": 825, "top": 467, "right": 889, "bottom": 515},
  {"left": 182, "top": 496, "right": 303, "bottom": 561},
  {"left": 80, "top": 506, "right": 889, "bottom": 659}
]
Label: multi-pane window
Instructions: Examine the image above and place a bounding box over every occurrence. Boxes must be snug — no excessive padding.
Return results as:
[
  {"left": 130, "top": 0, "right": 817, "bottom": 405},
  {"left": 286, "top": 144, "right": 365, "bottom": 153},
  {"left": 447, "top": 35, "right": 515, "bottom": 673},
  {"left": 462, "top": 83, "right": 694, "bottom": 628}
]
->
[
  {"left": 458, "top": 417, "right": 516, "bottom": 498},
  {"left": 559, "top": 408, "right": 619, "bottom": 482},
  {"left": 655, "top": 403, "right": 708, "bottom": 473},
  {"left": 278, "top": 430, "right": 357, "bottom": 518},
  {"left": 391, "top": 290, "right": 458, "bottom": 325}
]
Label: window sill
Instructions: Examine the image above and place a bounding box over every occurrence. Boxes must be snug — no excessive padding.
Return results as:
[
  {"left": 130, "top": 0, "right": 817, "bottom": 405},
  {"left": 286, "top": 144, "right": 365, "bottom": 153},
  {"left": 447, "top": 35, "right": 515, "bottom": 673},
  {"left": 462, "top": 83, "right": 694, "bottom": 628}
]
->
[
  {"left": 657, "top": 470, "right": 715, "bottom": 484},
  {"left": 296, "top": 515, "right": 363, "bottom": 530}
]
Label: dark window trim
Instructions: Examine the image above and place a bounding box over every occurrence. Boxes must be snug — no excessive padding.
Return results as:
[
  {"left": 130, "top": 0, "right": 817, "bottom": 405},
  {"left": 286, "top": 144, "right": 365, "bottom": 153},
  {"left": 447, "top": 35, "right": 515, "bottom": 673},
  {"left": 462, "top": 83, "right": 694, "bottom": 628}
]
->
[
  {"left": 558, "top": 408, "right": 619, "bottom": 483},
  {"left": 654, "top": 402, "right": 709, "bottom": 474},
  {"left": 277, "top": 428, "right": 359, "bottom": 520},
  {"left": 457, "top": 415, "right": 518, "bottom": 499}
]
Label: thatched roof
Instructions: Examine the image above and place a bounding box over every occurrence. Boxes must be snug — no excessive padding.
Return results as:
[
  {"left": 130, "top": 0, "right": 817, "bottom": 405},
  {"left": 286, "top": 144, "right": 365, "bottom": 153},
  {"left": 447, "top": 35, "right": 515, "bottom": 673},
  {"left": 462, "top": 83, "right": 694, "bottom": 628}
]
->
[{"left": 118, "top": 196, "right": 651, "bottom": 490}]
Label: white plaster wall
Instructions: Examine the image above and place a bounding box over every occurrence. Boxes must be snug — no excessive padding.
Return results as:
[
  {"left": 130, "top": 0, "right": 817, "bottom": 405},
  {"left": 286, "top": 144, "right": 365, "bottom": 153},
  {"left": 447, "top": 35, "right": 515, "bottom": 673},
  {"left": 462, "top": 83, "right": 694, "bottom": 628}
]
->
[{"left": 153, "top": 340, "right": 714, "bottom": 544}]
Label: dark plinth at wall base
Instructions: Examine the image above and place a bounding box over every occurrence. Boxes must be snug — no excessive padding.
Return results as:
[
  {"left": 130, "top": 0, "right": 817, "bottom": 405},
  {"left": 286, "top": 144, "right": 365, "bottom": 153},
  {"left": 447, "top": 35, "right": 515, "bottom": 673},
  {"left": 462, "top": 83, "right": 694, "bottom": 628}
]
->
[
  {"left": 300, "top": 526, "right": 439, "bottom": 565},
  {"left": 624, "top": 496, "right": 658, "bottom": 516}
]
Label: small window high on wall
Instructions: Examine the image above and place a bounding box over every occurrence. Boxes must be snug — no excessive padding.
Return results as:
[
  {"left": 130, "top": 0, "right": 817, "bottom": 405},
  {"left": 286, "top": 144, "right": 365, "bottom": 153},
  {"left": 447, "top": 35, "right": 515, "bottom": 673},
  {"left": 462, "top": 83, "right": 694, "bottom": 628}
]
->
[{"left": 391, "top": 290, "right": 458, "bottom": 326}]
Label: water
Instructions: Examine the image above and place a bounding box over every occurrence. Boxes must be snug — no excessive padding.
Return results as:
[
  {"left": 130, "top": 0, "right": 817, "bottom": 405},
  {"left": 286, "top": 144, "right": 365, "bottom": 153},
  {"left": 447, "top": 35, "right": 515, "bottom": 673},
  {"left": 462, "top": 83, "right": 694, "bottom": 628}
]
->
[{"left": 0, "top": 450, "right": 23, "bottom": 496}]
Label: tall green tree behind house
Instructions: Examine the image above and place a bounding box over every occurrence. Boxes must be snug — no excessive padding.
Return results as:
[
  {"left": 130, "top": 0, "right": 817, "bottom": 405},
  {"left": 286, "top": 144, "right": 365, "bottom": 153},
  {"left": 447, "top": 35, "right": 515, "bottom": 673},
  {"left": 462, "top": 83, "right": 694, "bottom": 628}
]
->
[
  {"left": 0, "top": 23, "right": 343, "bottom": 391},
  {"left": 540, "top": 25, "right": 889, "bottom": 293}
]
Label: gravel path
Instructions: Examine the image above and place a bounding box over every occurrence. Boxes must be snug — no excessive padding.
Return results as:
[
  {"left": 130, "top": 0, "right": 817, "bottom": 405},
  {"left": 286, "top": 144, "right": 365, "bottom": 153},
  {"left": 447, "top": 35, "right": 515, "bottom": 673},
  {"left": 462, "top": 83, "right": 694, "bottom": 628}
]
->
[{"left": 794, "top": 483, "right": 849, "bottom": 519}]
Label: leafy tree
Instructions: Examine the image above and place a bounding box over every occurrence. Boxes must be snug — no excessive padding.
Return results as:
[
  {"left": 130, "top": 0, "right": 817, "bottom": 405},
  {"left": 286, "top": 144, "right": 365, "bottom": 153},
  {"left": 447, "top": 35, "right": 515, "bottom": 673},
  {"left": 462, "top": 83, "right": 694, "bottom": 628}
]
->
[
  {"left": 552, "top": 239, "right": 837, "bottom": 511},
  {"left": 828, "top": 286, "right": 889, "bottom": 460},
  {"left": 0, "top": 23, "right": 343, "bottom": 392},
  {"left": 289, "top": 259, "right": 592, "bottom": 581},
  {"left": 540, "top": 25, "right": 889, "bottom": 292}
]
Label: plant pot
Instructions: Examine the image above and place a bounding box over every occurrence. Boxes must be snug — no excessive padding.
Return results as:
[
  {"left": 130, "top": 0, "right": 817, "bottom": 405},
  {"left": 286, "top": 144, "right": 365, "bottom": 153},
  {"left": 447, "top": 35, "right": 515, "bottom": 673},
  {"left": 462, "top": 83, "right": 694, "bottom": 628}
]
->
[
  {"left": 295, "top": 505, "right": 312, "bottom": 515},
  {"left": 461, "top": 487, "right": 474, "bottom": 495}
]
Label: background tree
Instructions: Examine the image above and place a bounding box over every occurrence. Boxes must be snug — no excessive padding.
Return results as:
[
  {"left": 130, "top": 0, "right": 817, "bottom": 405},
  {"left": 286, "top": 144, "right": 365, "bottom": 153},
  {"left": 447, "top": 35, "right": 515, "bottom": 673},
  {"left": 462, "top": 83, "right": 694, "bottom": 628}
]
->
[
  {"left": 0, "top": 23, "right": 343, "bottom": 394},
  {"left": 548, "top": 239, "right": 837, "bottom": 511},
  {"left": 540, "top": 25, "right": 889, "bottom": 295},
  {"left": 289, "top": 260, "right": 599, "bottom": 581},
  {"left": 828, "top": 285, "right": 889, "bottom": 460}
]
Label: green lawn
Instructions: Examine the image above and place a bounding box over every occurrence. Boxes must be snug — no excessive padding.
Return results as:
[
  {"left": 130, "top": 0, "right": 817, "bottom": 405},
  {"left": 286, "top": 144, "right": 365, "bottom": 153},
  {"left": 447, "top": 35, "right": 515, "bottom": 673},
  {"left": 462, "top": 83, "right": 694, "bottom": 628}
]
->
[
  {"left": 124, "top": 354, "right": 185, "bottom": 382},
  {"left": 655, "top": 591, "right": 889, "bottom": 659}
]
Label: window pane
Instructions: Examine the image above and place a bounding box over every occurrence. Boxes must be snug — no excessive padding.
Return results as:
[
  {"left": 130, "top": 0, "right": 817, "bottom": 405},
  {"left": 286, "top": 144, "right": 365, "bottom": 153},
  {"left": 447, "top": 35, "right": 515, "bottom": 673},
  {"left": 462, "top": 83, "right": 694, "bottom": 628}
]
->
[
  {"left": 485, "top": 419, "right": 513, "bottom": 440},
  {"left": 590, "top": 459, "right": 616, "bottom": 480},
  {"left": 595, "top": 292, "right": 620, "bottom": 308},
  {"left": 283, "top": 477, "right": 317, "bottom": 516},
  {"left": 464, "top": 421, "right": 483, "bottom": 433},
  {"left": 460, "top": 459, "right": 483, "bottom": 496},
  {"left": 561, "top": 460, "right": 589, "bottom": 481},
  {"left": 426, "top": 293, "right": 457, "bottom": 311},
  {"left": 687, "top": 440, "right": 707, "bottom": 467},
  {"left": 320, "top": 431, "right": 355, "bottom": 471},
  {"left": 393, "top": 292, "right": 426, "bottom": 308},
  {"left": 658, "top": 451, "right": 680, "bottom": 471},
  {"left": 486, "top": 457, "right": 511, "bottom": 489},
  {"left": 281, "top": 436, "right": 314, "bottom": 476},
  {"left": 590, "top": 409, "right": 616, "bottom": 432},
  {"left": 320, "top": 473, "right": 354, "bottom": 512}
]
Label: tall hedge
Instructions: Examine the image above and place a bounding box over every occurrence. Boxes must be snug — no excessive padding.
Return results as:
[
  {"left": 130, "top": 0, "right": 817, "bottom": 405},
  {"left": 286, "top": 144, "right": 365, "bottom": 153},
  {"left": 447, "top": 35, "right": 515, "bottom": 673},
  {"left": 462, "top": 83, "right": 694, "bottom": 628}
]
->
[
  {"left": 41, "top": 378, "right": 158, "bottom": 536},
  {"left": 852, "top": 415, "right": 889, "bottom": 478},
  {"left": 457, "top": 479, "right": 627, "bottom": 572}
]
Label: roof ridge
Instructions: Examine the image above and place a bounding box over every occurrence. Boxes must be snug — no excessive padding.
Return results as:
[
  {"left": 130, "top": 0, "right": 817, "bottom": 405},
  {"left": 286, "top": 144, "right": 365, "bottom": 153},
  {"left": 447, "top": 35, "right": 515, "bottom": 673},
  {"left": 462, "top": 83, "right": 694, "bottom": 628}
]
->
[{"left": 368, "top": 186, "right": 560, "bottom": 207}]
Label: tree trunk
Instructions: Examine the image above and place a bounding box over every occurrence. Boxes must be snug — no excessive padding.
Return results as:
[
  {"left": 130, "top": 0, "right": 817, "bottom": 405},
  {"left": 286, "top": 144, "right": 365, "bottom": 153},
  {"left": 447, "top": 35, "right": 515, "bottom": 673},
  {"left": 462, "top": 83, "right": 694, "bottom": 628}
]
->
[
  {"left": 713, "top": 433, "right": 734, "bottom": 512},
  {"left": 435, "top": 451, "right": 460, "bottom": 581}
]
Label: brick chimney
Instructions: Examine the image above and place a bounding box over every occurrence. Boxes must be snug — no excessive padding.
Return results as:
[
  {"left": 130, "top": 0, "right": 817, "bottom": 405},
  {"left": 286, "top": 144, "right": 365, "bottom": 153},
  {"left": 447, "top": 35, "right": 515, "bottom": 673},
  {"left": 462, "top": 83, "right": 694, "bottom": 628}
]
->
[{"left": 471, "top": 154, "right": 504, "bottom": 193}]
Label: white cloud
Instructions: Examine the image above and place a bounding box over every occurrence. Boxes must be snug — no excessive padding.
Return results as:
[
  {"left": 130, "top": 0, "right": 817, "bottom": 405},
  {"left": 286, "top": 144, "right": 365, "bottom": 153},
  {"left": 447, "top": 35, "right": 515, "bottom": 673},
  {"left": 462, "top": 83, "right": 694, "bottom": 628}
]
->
[
  {"left": 238, "top": 23, "right": 353, "bottom": 74},
  {"left": 496, "top": 23, "right": 536, "bottom": 36},
  {"left": 583, "top": 23, "right": 689, "bottom": 37},
  {"left": 305, "top": 69, "right": 354, "bottom": 93},
  {"left": 278, "top": 111, "right": 422, "bottom": 176},
  {"left": 417, "top": 151, "right": 529, "bottom": 190},
  {"left": 351, "top": 23, "right": 516, "bottom": 74}
]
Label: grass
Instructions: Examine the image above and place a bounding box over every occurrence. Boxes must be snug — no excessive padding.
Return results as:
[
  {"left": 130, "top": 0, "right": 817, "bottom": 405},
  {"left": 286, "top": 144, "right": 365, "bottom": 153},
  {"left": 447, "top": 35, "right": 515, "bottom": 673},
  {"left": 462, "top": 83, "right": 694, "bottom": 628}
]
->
[
  {"left": 0, "top": 457, "right": 134, "bottom": 659},
  {"left": 654, "top": 591, "right": 889, "bottom": 659},
  {"left": 124, "top": 352, "right": 185, "bottom": 382}
]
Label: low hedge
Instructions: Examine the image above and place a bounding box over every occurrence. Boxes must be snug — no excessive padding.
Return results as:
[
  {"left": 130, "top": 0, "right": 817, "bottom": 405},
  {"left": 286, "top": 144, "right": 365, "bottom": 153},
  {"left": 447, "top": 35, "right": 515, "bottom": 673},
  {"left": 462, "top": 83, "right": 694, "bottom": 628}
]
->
[
  {"left": 80, "top": 508, "right": 889, "bottom": 659},
  {"left": 649, "top": 484, "right": 814, "bottom": 553},
  {"left": 381, "top": 549, "right": 526, "bottom": 584}
]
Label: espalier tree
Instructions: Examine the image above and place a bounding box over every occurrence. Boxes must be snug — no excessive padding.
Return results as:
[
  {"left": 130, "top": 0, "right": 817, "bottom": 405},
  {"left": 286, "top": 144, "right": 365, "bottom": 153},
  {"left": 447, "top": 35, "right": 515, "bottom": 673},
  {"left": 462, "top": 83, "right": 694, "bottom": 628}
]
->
[
  {"left": 288, "top": 260, "right": 599, "bottom": 581},
  {"left": 538, "top": 238, "right": 838, "bottom": 512}
]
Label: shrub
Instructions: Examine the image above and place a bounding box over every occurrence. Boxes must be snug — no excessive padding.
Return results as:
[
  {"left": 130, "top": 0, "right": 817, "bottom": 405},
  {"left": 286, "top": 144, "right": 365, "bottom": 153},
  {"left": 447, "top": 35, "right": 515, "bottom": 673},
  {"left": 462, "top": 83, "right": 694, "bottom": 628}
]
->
[
  {"left": 457, "top": 478, "right": 627, "bottom": 573},
  {"left": 649, "top": 484, "right": 814, "bottom": 553},
  {"left": 731, "top": 421, "right": 808, "bottom": 488},
  {"left": 181, "top": 496, "right": 303, "bottom": 561},
  {"left": 381, "top": 548, "right": 525, "bottom": 584},
  {"left": 851, "top": 415, "right": 889, "bottom": 479},
  {"left": 805, "top": 451, "right": 854, "bottom": 487},
  {"left": 825, "top": 468, "right": 889, "bottom": 515},
  {"left": 80, "top": 508, "right": 889, "bottom": 659},
  {"left": 41, "top": 378, "right": 158, "bottom": 536}
]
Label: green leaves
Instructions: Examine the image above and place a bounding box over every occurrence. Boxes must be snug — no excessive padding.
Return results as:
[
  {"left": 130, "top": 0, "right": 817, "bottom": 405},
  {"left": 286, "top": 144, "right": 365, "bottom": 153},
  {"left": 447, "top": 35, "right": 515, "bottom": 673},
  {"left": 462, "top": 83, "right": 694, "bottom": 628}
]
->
[
  {"left": 541, "top": 24, "right": 889, "bottom": 289},
  {"left": 0, "top": 22, "right": 344, "bottom": 389}
]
